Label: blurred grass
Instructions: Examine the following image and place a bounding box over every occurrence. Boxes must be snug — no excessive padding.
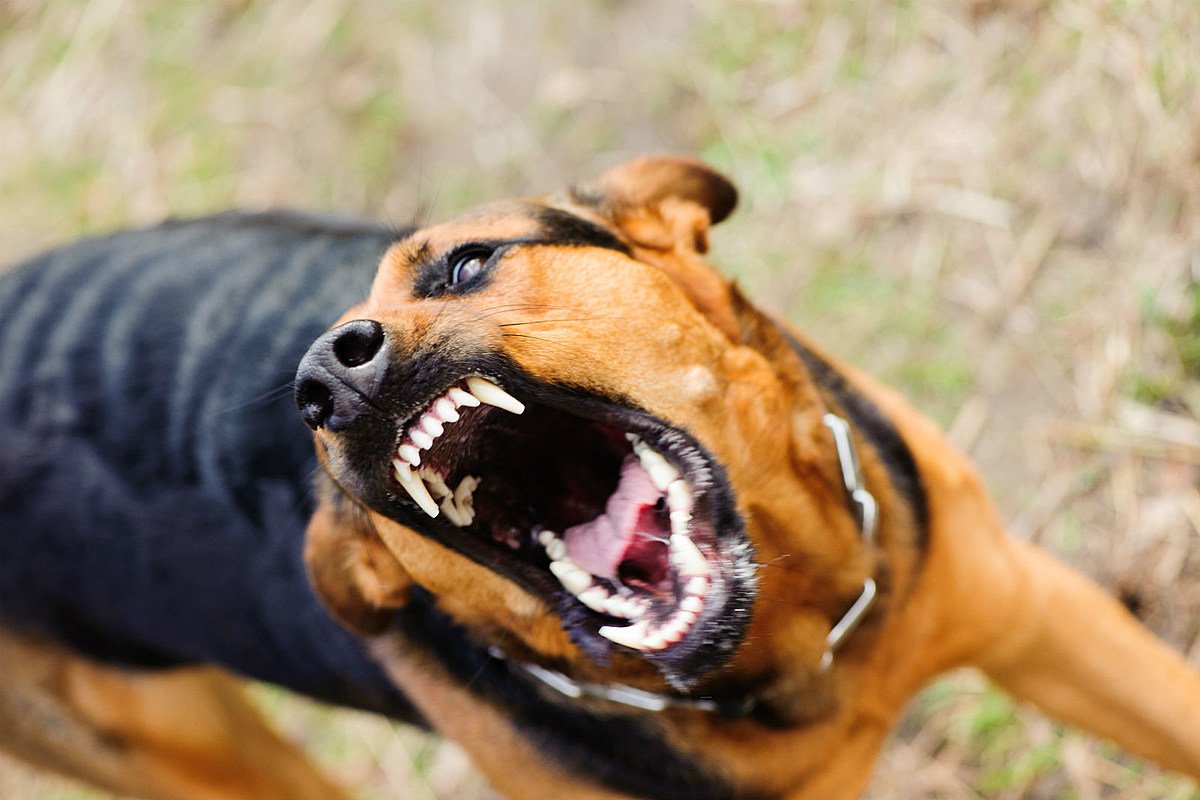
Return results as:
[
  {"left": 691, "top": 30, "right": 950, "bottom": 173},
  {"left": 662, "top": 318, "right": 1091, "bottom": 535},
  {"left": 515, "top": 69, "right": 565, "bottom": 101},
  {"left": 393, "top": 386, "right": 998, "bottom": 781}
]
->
[{"left": 2, "top": 0, "right": 1200, "bottom": 798}]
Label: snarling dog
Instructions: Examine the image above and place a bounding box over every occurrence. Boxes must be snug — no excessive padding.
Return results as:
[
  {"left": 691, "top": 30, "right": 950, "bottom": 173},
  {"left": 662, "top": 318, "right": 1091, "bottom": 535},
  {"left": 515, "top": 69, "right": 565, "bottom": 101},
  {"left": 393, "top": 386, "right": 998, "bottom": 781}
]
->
[{"left": 2, "top": 158, "right": 1198, "bottom": 799}]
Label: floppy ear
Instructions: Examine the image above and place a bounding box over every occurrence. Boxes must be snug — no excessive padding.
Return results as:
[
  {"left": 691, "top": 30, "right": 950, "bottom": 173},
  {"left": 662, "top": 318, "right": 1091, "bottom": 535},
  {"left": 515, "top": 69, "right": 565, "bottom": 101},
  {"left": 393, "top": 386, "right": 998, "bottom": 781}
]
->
[
  {"left": 575, "top": 156, "right": 744, "bottom": 338},
  {"left": 578, "top": 155, "right": 738, "bottom": 254},
  {"left": 304, "top": 475, "right": 412, "bottom": 636}
]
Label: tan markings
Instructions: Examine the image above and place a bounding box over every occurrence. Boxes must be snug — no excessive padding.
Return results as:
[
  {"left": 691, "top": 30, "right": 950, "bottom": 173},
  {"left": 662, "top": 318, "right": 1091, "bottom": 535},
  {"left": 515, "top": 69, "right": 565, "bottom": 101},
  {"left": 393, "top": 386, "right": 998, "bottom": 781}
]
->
[
  {"left": 0, "top": 627, "right": 350, "bottom": 800},
  {"left": 304, "top": 156, "right": 1200, "bottom": 797}
]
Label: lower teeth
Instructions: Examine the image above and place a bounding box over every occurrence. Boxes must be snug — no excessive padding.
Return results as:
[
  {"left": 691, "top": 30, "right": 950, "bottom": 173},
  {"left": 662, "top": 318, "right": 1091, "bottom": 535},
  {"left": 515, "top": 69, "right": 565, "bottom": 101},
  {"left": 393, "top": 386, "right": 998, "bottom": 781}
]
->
[{"left": 538, "top": 527, "right": 707, "bottom": 652}]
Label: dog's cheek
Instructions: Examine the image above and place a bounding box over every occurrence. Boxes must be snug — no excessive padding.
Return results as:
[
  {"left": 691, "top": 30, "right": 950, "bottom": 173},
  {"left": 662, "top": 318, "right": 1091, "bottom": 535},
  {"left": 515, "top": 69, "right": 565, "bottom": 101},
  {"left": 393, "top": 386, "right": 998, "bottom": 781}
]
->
[
  {"left": 366, "top": 515, "right": 582, "bottom": 660},
  {"left": 304, "top": 502, "right": 413, "bottom": 636}
]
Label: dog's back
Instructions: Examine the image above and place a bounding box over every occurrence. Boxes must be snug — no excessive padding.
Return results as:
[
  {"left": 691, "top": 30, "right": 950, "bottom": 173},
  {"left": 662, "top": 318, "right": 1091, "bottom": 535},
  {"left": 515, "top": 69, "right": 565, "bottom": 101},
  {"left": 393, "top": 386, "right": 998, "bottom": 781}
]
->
[{"left": 0, "top": 212, "right": 413, "bottom": 715}]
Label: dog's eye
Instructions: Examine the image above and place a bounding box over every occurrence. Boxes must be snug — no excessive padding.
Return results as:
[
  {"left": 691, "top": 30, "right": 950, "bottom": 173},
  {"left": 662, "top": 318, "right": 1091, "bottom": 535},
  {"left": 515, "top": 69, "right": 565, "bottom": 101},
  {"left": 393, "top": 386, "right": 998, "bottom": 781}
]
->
[{"left": 449, "top": 247, "right": 493, "bottom": 286}]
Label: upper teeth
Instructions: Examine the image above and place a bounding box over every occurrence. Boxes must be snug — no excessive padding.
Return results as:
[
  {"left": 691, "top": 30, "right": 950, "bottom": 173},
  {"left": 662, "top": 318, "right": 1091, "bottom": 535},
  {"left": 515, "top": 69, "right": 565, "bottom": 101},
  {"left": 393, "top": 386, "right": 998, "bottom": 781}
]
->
[
  {"left": 467, "top": 376, "right": 525, "bottom": 415},
  {"left": 632, "top": 439, "right": 680, "bottom": 492},
  {"left": 392, "top": 459, "right": 439, "bottom": 518},
  {"left": 632, "top": 434, "right": 693, "bottom": 538},
  {"left": 392, "top": 376, "right": 521, "bottom": 518}
]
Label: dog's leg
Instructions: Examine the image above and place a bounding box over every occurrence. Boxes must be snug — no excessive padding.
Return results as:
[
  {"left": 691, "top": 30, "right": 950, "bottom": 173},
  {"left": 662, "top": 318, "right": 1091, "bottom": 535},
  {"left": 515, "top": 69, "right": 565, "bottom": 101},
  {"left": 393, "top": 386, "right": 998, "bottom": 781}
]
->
[
  {"left": 964, "top": 536, "right": 1200, "bottom": 777},
  {"left": 0, "top": 628, "right": 353, "bottom": 800},
  {"left": 857, "top": 381, "right": 1200, "bottom": 780}
]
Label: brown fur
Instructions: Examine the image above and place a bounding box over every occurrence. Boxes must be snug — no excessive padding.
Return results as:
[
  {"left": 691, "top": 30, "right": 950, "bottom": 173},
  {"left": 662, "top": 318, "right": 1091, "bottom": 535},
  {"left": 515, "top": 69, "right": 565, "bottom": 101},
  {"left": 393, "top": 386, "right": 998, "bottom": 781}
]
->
[
  {"left": 0, "top": 627, "right": 351, "bottom": 800},
  {"left": 302, "top": 157, "right": 1200, "bottom": 797},
  {"left": 7, "top": 156, "right": 1199, "bottom": 798}
]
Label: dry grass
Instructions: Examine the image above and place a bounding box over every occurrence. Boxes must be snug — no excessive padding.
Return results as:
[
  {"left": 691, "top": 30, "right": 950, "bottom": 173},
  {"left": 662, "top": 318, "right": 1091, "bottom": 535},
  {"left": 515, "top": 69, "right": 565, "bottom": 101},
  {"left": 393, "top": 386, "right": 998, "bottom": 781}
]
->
[{"left": 2, "top": 0, "right": 1199, "bottom": 797}]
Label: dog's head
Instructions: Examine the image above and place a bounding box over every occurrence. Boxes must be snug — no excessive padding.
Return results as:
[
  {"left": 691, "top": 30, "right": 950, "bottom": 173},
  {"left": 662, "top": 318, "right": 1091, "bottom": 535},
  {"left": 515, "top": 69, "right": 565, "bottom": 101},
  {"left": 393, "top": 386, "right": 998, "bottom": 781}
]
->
[{"left": 296, "top": 157, "right": 881, "bottom": 698}]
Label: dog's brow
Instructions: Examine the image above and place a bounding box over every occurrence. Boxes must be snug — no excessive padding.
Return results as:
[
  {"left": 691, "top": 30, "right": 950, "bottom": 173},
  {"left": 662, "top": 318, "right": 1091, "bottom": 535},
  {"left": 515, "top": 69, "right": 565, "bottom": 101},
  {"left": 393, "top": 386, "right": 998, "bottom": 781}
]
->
[
  {"left": 533, "top": 206, "right": 631, "bottom": 255},
  {"left": 392, "top": 237, "right": 431, "bottom": 265}
]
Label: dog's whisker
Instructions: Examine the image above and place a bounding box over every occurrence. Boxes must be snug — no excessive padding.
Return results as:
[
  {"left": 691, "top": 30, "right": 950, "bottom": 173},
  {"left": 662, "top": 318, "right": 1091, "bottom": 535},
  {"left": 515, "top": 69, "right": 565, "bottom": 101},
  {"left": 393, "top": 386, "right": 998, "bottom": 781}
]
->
[
  {"left": 496, "top": 316, "right": 628, "bottom": 328},
  {"left": 750, "top": 559, "right": 808, "bottom": 576},
  {"left": 499, "top": 332, "right": 588, "bottom": 357},
  {"left": 471, "top": 303, "right": 578, "bottom": 322},
  {"left": 215, "top": 382, "right": 297, "bottom": 415}
]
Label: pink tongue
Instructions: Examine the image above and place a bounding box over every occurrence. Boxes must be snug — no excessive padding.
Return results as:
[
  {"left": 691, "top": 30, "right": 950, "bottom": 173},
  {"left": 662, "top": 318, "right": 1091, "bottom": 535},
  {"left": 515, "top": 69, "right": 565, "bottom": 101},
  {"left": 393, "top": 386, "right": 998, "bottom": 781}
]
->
[{"left": 564, "top": 456, "right": 661, "bottom": 578}]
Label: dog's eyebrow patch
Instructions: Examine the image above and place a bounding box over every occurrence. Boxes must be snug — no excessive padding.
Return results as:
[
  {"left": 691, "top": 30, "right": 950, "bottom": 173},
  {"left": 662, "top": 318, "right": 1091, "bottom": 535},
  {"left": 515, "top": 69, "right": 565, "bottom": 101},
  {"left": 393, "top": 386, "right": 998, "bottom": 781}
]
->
[
  {"left": 390, "top": 236, "right": 433, "bottom": 266},
  {"left": 533, "top": 206, "right": 631, "bottom": 255},
  {"left": 405, "top": 209, "right": 632, "bottom": 299}
]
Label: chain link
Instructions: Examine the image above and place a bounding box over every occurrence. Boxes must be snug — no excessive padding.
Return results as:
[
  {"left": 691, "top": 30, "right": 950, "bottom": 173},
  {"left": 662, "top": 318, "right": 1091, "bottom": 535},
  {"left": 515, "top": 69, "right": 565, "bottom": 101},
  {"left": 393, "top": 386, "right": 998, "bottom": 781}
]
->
[{"left": 819, "top": 413, "right": 880, "bottom": 671}]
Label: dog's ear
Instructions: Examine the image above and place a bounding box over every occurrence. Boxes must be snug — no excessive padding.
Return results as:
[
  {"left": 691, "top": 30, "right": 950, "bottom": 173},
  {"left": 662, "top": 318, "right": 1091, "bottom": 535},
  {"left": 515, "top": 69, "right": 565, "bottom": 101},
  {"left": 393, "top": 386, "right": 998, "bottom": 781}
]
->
[
  {"left": 304, "top": 477, "right": 412, "bottom": 635},
  {"left": 575, "top": 155, "right": 737, "bottom": 255},
  {"left": 575, "top": 156, "right": 744, "bottom": 338}
]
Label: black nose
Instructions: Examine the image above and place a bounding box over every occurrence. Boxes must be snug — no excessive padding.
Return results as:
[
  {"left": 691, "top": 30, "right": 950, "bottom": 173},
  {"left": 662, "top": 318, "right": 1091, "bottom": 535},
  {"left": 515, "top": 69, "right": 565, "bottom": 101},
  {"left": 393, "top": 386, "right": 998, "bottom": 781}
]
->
[{"left": 295, "top": 319, "right": 388, "bottom": 431}]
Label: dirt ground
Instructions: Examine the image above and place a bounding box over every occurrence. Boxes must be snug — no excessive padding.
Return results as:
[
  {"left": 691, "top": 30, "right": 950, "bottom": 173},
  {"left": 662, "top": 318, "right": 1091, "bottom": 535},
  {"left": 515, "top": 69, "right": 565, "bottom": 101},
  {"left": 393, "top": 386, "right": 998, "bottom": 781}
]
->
[{"left": 1, "top": 1, "right": 1198, "bottom": 798}]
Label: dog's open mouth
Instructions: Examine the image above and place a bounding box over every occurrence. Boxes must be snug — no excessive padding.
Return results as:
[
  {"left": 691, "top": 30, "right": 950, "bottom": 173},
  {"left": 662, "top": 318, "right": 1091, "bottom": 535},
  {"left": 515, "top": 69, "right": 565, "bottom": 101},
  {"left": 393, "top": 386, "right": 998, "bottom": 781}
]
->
[{"left": 378, "top": 373, "right": 754, "bottom": 674}]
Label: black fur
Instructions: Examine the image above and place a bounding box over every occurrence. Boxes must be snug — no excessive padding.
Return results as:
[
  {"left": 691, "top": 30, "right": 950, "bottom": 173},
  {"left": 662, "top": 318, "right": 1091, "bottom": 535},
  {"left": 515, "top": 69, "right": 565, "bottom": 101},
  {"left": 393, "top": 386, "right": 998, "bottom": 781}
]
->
[
  {"left": 532, "top": 205, "right": 632, "bottom": 255},
  {"left": 0, "top": 212, "right": 417, "bottom": 717},
  {"left": 0, "top": 211, "right": 736, "bottom": 799},
  {"left": 398, "top": 588, "right": 742, "bottom": 800},
  {"left": 778, "top": 329, "right": 930, "bottom": 547}
]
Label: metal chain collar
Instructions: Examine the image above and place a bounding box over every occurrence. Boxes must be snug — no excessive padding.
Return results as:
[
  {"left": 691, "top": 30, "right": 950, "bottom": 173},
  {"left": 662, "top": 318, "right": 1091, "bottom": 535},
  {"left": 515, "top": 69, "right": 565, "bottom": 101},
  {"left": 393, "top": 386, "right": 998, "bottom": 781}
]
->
[
  {"left": 500, "top": 410, "right": 880, "bottom": 714},
  {"left": 818, "top": 412, "right": 879, "bottom": 672}
]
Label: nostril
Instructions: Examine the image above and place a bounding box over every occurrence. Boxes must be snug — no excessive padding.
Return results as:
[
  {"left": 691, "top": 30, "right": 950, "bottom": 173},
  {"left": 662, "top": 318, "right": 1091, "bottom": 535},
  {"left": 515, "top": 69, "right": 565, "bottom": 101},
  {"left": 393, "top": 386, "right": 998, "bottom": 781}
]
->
[
  {"left": 296, "top": 379, "right": 334, "bottom": 430},
  {"left": 332, "top": 320, "right": 385, "bottom": 368}
]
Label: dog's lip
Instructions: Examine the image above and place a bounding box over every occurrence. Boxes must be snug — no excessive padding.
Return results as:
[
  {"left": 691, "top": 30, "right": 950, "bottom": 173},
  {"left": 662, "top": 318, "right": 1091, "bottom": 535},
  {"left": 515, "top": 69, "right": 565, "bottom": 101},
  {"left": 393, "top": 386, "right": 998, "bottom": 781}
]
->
[{"left": 367, "top": 365, "right": 755, "bottom": 681}]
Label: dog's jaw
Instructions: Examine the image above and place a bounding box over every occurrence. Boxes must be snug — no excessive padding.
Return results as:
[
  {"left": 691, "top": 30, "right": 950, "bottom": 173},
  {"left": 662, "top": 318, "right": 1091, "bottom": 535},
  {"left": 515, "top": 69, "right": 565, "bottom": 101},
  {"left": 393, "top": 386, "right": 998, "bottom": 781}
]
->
[{"left": 316, "top": 352, "right": 757, "bottom": 688}]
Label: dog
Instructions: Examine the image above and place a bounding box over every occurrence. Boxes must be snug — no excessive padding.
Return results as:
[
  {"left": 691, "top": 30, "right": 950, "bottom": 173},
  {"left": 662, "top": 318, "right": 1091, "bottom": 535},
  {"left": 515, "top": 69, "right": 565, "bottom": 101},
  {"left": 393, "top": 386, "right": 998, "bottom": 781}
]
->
[{"left": 1, "top": 156, "right": 1198, "bottom": 799}]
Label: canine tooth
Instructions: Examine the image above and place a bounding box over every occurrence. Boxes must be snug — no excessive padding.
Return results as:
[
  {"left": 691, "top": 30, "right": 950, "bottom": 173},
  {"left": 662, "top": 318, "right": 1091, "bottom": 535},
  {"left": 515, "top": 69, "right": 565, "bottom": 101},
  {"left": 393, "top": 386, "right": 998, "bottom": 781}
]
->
[
  {"left": 681, "top": 595, "right": 704, "bottom": 614},
  {"left": 545, "top": 537, "right": 567, "bottom": 561},
  {"left": 666, "top": 480, "right": 692, "bottom": 512},
  {"left": 449, "top": 387, "right": 481, "bottom": 407},
  {"left": 440, "top": 497, "right": 468, "bottom": 527},
  {"left": 393, "top": 461, "right": 440, "bottom": 518},
  {"left": 637, "top": 447, "right": 678, "bottom": 491},
  {"left": 549, "top": 560, "right": 591, "bottom": 595},
  {"left": 420, "top": 414, "right": 444, "bottom": 438},
  {"left": 648, "top": 462, "right": 679, "bottom": 492},
  {"left": 420, "top": 468, "right": 452, "bottom": 500},
  {"left": 453, "top": 476, "right": 479, "bottom": 510},
  {"left": 466, "top": 376, "right": 525, "bottom": 415},
  {"left": 446, "top": 496, "right": 474, "bottom": 526},
  {"left": 397, "top": 444, "right": 421, "bottom": 467},
  {"left": 410, "top": 428, "right": 434, "bottom": 450},
  {"left": 434, "top": 398, "right": 459, "bottom": 422},
  {"left": 670, "top": 533, "right": 709, "bottom": 577},
  {"left": 577, "top": 586, "right": 609, "bottom": 611},
  {"left": 599, "top": 619, "right": 651, "bottom": 650}
]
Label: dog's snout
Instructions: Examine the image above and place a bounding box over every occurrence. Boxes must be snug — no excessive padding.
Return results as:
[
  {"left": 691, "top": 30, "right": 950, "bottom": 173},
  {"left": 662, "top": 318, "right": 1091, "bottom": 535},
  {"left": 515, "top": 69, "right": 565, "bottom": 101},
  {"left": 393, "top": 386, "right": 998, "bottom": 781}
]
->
[{"left": 295, "top": 319, "right": 388, "bottom": 432}]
